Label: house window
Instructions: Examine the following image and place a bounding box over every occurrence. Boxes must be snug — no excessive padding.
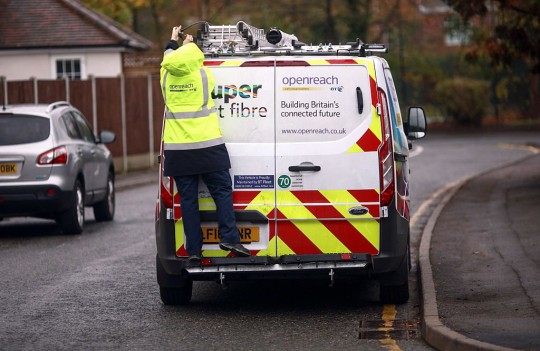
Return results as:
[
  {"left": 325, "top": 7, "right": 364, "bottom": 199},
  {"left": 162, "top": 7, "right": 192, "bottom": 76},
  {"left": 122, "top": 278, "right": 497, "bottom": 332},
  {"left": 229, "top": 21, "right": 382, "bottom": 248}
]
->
[
  {"left": 444, "top": 14, "right": 472, "bottom": 46},
  {"left": 54, "top": 57, "right": 83, "bottom": 80}
]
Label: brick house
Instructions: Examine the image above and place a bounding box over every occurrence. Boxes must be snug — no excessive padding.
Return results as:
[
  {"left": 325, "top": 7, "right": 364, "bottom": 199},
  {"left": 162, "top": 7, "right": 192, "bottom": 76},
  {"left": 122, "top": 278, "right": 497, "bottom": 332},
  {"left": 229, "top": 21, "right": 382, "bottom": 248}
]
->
[{"left": 0, "top": 0, "right": 154, "bottom": 81}]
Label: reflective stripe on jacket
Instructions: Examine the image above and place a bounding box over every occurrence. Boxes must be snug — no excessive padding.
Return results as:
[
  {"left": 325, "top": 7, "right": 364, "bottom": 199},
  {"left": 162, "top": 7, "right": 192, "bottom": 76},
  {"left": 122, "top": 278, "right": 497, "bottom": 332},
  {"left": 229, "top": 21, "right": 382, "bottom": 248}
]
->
[{"left": 160, "top": 43, "right": 223, "bottom": 150}]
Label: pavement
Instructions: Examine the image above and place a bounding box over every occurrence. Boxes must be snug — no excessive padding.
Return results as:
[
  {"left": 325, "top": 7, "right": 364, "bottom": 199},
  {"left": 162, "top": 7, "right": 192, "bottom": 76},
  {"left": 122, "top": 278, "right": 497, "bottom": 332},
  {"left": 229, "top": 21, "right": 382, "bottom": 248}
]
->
[
  {"left": 115, "top": 168, "right": 159, "bottom": 191},
  {"left": 420, "top": 151, "right": 540, "bottom": 351},
  {"left": 116, "top": 151, "right": 540, "bottom": 351}
]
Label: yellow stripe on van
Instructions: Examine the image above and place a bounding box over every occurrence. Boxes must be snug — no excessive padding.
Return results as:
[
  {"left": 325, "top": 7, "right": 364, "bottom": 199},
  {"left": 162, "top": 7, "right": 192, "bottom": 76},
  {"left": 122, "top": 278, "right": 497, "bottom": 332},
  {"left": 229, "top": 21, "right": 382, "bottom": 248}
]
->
[
  {"left": 274, "top": 236, "right": 295, "bottom": 255},
  {"left": 306, "top": 59, "right": 331, "bottom": 65},
  {"left": 219, "top": 60, "right": 243, "bottom": 67}
]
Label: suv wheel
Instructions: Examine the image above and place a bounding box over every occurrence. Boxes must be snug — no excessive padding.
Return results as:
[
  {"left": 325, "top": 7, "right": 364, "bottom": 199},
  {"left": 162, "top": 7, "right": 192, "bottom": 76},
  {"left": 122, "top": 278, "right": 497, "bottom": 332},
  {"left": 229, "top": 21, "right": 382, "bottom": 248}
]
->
[
  {"left": 57, "top": 180, "right": 85, "bottom": 234},
  {"left": 93, "top": 171, "right": 115, "bottom": 221}
]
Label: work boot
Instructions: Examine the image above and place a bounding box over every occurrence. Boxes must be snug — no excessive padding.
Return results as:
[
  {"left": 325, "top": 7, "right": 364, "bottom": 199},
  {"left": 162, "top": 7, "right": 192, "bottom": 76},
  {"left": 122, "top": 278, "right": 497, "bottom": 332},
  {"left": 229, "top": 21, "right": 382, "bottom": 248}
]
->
[
  {"left": 219, "top": 242, "right": 250, "bottom": 257},
  {"left": 187, "top": 254, "right": 201, "bottom": 265}
]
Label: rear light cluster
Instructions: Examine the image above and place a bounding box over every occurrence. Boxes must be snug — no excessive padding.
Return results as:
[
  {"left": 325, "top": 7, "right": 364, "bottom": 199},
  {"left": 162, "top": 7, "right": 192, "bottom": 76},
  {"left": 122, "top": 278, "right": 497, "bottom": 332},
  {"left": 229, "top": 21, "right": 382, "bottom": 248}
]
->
[
  {"left": 37, "top": 146, "right": 68, "bottom": 165},
  {"left": 377, "top": 90, "right": 395, "bottom": 206},
  {"left": 161, "top": 175, "right": 174, "bottom": 208}
]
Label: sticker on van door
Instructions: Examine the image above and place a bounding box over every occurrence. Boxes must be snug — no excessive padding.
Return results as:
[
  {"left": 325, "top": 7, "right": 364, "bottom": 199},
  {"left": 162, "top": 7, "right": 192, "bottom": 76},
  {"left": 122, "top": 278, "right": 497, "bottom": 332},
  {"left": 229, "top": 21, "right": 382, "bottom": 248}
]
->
[
  {"left": 234, "top": 175, "right": 274, "bottom": 189},
  {"left": 276, "top": 65, "right": 370, "bottom": 143},
  {"left": 278, "top": 174, "right": 303, "bottom": 189}
]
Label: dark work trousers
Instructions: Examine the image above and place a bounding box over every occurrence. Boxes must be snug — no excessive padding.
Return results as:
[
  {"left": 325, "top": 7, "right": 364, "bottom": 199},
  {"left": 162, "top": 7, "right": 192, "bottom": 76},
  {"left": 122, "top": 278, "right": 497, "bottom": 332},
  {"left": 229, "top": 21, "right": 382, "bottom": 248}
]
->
[{"left": 174, "top": 170, "right": 240, "bottom": 256}]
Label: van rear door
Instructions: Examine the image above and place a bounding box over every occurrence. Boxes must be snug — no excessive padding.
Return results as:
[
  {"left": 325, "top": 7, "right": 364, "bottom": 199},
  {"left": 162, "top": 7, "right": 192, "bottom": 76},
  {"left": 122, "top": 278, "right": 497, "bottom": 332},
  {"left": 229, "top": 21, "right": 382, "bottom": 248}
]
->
[{"left": 274, "top": 59, "right": 382, "bottom": 258}]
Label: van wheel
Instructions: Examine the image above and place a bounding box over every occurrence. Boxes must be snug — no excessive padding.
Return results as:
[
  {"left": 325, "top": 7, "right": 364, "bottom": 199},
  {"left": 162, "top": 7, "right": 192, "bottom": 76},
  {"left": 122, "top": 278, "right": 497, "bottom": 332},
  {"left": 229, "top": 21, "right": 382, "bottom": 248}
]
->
[
  {"left": 57, "top": 180, "right": 85, "bottom": 234},
  {"left": 379, "top": 249, "right": 410, "bottom": 304},
  {"left": 160, "top": 283, "right": 193, "bottom": 306},
  {"left": 93, "top": 171, "right": 115, "bottom": 221},
  {"left": 156, "top": 256, "right": 192, "bottom": 305}
]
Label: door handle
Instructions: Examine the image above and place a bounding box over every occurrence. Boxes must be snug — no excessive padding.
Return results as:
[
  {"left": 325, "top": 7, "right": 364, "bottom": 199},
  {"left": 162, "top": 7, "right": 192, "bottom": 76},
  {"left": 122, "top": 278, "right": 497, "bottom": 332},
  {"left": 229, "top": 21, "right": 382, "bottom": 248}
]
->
[
  {"left": 288, "top": 163, "right": 321, "bottom": 172},
  {"left": 356, "top": 87, "right": 364, "bottom": 114}
]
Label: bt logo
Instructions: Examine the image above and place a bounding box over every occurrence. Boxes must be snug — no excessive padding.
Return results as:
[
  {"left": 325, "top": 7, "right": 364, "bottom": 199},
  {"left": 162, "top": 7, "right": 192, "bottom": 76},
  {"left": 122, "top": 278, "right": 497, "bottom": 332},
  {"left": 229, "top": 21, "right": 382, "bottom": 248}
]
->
[{"left": 330, "top": 85, "right": 344, "bottom": 92}]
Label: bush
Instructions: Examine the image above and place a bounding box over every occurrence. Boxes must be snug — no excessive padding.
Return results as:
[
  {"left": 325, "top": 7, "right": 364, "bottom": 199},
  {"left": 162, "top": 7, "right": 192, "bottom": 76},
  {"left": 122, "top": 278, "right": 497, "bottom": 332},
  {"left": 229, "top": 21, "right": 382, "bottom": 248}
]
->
[{"left": 434, "top": 77, "right": 490, "bottom": 126}]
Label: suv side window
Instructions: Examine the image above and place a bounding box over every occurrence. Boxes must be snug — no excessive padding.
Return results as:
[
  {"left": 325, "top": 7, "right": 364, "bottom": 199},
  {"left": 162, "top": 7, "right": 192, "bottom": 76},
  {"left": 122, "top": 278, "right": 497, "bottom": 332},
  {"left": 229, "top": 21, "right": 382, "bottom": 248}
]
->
[
  {"left": 71, "top": 111, "right": 95, "bottom": 143},
  {"left": 62, "top": 113, "right": 81, "bottom": 139}
]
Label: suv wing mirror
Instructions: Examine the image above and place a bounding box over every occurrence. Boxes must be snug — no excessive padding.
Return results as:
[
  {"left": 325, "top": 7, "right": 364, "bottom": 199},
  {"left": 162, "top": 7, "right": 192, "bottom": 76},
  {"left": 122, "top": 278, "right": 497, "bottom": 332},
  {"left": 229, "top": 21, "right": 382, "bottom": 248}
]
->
[
  {"left": 405, "top": 107, "right": 427, "bottom": 140},
  {"left": 97, "top": 130, "right": 116, "bottom": 144}
]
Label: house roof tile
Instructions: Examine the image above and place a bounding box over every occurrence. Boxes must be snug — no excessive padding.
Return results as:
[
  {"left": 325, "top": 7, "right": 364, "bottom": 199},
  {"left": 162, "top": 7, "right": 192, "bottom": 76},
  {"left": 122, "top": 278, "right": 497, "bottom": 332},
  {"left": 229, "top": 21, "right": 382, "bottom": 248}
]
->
[{"left": 0, "top": 0, "right": 153, "bottom": 51}]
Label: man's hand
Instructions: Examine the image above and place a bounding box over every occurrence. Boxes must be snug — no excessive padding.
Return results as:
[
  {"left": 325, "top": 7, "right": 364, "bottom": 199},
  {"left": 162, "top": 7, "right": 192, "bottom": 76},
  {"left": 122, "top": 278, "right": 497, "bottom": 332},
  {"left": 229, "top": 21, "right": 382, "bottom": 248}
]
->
[
  {"left": 171, "top": 26, "right": 181, "bottom": 41},
  {"left": 183, "top": 34, "right": 193, "bottom": 46}
]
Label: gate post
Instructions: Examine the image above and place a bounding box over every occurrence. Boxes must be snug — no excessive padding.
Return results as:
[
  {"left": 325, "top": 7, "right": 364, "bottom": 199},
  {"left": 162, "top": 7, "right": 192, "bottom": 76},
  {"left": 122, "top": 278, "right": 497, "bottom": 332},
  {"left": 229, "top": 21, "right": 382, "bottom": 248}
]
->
[
  {"left": 90, "top": 75, "right": 98, "bottom": 132},
  {"left": 64, "top": 76, "right": 70, "bottom": 102},
  {"left": 32, "top": 77, "right": 38, "bottom": 103},
  {"left": 1, "top": 76, "right": 7, "bottom": 106},
  {"left": 120, "top": 74, "right": 128, "bottom": 174},
  {"left": 147, "top": 74, "right": 154, "bottom": 167}
]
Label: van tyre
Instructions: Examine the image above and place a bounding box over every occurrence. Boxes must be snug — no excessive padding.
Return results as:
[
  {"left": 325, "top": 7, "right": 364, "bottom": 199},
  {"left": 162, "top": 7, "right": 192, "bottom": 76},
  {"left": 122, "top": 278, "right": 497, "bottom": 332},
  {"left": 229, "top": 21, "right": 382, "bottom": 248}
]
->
[
  {"left": 160, "top": 283, "right": 193, "bottom": 306},
  {"left": 93, "top": 171, "right": 115, "bottom": 221},
  {"left": 156, "top": 256, "right": 192, "bottom": 305},
  {"left": 379, "top": 249, "right": 410, "bottom": 304},
  {"left": 57, "top": 180, "right": 85, "bottom": 234}
]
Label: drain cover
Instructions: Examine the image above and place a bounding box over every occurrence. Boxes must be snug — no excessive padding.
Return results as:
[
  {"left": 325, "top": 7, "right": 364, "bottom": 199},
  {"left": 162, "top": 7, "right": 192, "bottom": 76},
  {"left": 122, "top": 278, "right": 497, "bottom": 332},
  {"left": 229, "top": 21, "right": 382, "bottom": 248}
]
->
[{"left": 358, "top": 319, "right": 420, "bottom": 340}]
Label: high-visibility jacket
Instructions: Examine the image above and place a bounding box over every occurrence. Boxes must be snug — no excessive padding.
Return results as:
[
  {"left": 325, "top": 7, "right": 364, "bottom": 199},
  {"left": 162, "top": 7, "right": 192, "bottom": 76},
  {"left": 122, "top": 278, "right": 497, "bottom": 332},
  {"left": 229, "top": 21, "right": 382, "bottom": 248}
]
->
[
  {"left": 160, "top": 42, "right": 231, "bottom": 177},
  {"left": 160, "top": 43, "right": 224, "bottom": 151}
]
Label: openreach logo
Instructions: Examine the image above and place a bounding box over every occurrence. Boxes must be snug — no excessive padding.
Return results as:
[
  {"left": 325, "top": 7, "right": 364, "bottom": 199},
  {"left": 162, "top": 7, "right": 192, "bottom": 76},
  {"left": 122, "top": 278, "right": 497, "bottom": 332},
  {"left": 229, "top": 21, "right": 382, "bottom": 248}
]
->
[
  {"left": 282, "top": 75, "right": 339, "bottom": 86},
  {"left": 281, "top": 75, "right": 339, "bottom": 91}
]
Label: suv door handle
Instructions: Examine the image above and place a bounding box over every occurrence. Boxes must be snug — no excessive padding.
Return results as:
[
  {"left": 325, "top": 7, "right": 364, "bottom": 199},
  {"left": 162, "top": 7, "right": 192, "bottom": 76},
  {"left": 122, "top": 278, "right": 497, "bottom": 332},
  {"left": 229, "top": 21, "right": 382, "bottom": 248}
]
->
[{"left": 288, "top": 163, "right": 321, "bottom": 172}]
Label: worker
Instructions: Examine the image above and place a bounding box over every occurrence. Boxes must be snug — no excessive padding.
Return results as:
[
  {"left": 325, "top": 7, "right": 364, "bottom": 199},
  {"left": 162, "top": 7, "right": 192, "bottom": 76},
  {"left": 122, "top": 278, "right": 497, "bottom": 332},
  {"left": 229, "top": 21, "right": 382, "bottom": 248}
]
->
[{"left": 160, "top": 26, "right": 250, "bottom": 261}]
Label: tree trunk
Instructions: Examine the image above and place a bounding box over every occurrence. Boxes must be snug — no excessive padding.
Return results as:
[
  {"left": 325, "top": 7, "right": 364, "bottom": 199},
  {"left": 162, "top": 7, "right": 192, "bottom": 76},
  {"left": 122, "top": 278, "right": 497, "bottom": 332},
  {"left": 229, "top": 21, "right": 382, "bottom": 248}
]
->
[{"left": 324, "top": 0, "right": 337, "bottom": 43}]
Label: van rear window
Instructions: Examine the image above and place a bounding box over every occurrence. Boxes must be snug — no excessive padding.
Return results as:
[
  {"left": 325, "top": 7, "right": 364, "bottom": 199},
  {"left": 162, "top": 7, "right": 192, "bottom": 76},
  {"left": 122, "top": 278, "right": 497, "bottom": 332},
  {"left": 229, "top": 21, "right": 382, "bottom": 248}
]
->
[{"left": 0, "top": 114, "right": 50, "bottom": 145}]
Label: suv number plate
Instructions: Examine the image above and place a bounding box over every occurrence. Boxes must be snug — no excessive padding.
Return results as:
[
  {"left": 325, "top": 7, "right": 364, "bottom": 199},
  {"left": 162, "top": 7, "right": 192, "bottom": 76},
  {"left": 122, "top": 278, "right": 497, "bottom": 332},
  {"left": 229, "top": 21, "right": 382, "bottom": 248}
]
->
[{"left": 0, "top": 163, "right": 17, "bottom": 175}]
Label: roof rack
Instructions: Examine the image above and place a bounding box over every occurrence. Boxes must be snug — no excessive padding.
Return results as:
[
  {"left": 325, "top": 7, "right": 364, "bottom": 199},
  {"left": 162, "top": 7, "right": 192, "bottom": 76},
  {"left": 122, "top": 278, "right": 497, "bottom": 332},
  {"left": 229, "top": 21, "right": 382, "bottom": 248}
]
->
[
  {"left": 46, "top": 101, "right": 71, "bottom": 113},
  {"left": 195, "top": 21, "right": 387, "bottom": 57}
]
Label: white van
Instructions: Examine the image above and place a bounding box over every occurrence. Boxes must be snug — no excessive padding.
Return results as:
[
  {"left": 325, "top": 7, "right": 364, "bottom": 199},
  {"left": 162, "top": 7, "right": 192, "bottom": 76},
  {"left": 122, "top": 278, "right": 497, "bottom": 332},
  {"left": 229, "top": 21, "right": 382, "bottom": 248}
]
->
[{"left": 155, "top": 22, "right": 427, "bottom": 305}]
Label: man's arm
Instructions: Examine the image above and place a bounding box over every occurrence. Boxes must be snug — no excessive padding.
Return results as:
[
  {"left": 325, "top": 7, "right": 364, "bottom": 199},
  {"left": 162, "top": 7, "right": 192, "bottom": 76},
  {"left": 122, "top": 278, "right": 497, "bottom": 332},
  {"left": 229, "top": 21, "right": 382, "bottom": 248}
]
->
[
  {"left": 165, "top": 26, "right": 181, "bottom": 53},
  {"left": 165, "top": 26, "right": 194, "bottom": 53}
]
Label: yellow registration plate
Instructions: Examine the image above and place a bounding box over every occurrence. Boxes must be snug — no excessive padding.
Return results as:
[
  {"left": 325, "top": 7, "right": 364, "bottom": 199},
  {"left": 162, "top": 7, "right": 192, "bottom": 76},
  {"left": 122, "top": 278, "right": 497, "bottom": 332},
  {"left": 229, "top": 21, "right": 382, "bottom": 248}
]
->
[
  {"left": 202, "top": 226, "right": 260, "bottom": 243},
  {"left": 0, "top": 163, "right": 17, "bottom": 175}
]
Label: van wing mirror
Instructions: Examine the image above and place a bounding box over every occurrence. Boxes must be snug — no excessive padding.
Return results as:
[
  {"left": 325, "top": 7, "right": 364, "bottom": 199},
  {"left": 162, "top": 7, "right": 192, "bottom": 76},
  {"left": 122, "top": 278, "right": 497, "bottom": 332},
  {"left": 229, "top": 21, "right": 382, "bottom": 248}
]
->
[{"left": 405, "top": 107, "right": 427, "bottom": 140}]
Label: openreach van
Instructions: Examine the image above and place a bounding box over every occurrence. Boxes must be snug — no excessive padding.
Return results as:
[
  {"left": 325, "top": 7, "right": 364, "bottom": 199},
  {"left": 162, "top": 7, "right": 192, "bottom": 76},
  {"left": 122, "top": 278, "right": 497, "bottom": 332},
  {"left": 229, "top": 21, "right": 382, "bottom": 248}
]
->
[{"left": 155, "top": 22, "right": 427, "bottom": 305}]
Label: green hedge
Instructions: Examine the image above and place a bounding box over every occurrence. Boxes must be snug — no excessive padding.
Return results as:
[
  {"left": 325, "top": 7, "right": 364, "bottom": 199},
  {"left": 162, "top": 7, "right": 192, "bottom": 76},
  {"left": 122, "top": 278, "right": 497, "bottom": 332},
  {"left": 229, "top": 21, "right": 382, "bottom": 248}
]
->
[{"left": 434, "top": 77, "right": 489, "bottom": 126}]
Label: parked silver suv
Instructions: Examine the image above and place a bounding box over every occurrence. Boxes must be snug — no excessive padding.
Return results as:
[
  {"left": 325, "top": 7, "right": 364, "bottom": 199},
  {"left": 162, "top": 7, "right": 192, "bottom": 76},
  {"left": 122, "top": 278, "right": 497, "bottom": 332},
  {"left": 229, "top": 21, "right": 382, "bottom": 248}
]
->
[{"left": 0, "top": 102, "right": 116, "bottom": 234}]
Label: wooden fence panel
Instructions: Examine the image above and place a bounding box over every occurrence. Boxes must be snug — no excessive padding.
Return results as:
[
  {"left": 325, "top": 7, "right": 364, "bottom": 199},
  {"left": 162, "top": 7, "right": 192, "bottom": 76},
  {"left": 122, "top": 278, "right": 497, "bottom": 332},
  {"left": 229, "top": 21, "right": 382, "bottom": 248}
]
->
[
  {"left": 37, "top": 80, "right": 66, "bottom": 104},
  {"left": 95, "top": 77, "right": 122, "bottom": 155},
  {"left": 125, "top": 76, "right": 149, "bottom": 154},
  {"left": 7, "top": 81, "right": 33, "bottom": 104},
  {"left": 69, "top": 80, "right": 93, "bottom": 121},
  {"left": 152, "top": 75, "right": 164, "bottom": 151},
  {"left": 2, "top": 76, "right": 165, "bottom": 171}
]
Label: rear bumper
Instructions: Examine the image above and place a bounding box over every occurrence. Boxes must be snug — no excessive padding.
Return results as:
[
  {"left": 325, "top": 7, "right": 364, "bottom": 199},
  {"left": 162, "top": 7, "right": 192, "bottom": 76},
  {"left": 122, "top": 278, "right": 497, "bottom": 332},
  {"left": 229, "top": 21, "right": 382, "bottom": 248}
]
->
[
  {"left": 160, "top": 254, "right": 370, "bottom": 282},
  {"left": 155, "top": 198, "right": 409, "bottom": 285},
  {"left": 0, "top": 185, "right": 73, "bottom": 218}
]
